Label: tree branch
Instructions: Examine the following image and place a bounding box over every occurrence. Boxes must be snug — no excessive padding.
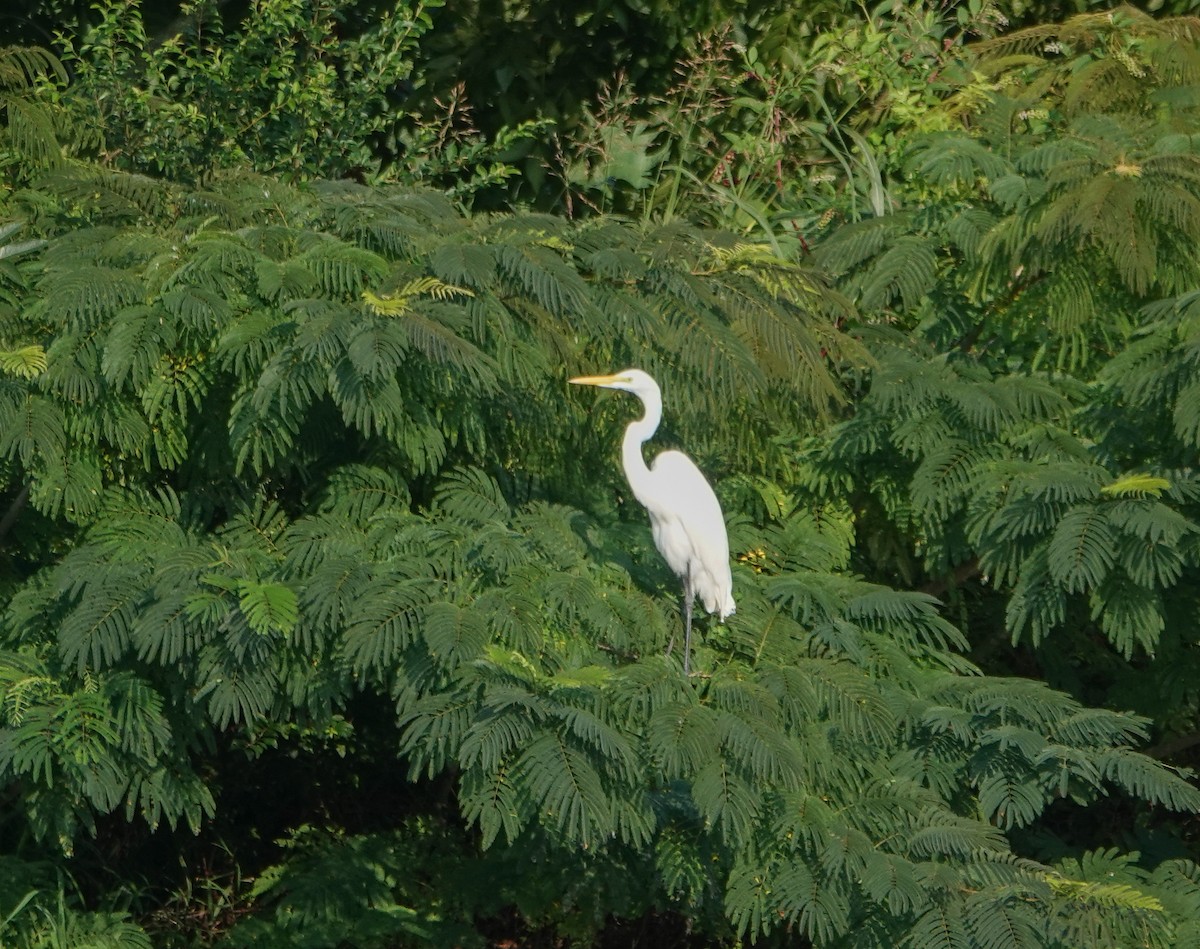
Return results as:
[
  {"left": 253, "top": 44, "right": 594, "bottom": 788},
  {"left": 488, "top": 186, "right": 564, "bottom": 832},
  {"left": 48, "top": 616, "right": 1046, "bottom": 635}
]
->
[
  {"left": 1147, "top": 730, "right": 1200, "bottom": 761},
  {"left": 0, "top": 483, "right": 30, "bottom": 546},
  {"left": 920, "top": 558, "right": 981, "bottom": 598}
]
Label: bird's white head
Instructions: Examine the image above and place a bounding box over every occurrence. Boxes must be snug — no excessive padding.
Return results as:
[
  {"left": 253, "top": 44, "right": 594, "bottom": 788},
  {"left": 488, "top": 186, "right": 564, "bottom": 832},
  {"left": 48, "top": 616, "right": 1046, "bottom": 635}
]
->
[{"left": 568, "top": 368, "right": 659, "bottom": 399}]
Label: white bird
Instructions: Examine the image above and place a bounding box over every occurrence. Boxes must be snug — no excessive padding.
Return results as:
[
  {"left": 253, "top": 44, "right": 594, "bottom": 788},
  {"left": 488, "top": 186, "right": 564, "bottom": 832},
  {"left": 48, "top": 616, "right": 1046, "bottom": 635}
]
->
[{"left": 569, "top": 369, "right": 735, "bottom": 674}]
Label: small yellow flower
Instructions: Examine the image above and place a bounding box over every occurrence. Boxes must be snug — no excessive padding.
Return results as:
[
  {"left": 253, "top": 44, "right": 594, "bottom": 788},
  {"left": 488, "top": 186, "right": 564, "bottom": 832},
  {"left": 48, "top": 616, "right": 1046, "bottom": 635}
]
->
[{"left": 737, "top": 547, "right": 770, "bottom": 573}]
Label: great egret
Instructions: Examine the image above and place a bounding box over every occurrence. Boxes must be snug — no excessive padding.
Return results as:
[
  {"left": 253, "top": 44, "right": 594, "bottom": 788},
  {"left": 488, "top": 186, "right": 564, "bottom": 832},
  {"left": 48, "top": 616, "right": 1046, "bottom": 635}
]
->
[{"left": 569, "top": 369, "right": 735, "bottom": 674}]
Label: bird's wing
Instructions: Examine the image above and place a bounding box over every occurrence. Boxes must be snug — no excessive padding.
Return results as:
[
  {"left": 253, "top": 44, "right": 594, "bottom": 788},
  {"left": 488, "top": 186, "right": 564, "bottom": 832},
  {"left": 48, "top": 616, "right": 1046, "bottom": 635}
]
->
[{"left": 646, "top": 450, "right": 735, "bottom": 618}]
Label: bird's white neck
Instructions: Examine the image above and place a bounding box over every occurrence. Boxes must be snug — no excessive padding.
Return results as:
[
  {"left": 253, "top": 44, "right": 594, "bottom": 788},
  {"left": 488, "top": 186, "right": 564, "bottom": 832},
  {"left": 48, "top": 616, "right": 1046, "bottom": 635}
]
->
[{"left": 621, "top": 385, "right": 662, "bottom": 505}]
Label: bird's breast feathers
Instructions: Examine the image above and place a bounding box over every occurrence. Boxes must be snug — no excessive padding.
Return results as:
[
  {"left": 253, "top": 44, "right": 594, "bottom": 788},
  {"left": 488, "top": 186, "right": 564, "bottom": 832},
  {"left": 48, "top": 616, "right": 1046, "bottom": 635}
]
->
[{"left": 645, "top": 450, "right": 735, "bottom": 619}]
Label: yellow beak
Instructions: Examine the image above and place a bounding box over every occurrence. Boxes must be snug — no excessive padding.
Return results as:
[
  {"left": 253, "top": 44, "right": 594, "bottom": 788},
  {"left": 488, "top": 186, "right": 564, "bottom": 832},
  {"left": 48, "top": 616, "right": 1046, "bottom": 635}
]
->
[{"left": 569, "top": 373, "right": 625, "bottom": 387}]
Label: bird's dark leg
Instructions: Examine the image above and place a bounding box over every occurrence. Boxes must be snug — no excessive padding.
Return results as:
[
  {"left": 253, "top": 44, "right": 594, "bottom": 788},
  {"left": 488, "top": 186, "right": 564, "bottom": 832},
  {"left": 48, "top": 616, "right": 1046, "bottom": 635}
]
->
[
  {"left": 665, "top": 580, "right": 681, "bottom": 658},
  {"left": 665, "top": 572, "right": 694, "bottom": 672},
  {"left": 682, "top": 571, "right": 694, "bottom": 676}
]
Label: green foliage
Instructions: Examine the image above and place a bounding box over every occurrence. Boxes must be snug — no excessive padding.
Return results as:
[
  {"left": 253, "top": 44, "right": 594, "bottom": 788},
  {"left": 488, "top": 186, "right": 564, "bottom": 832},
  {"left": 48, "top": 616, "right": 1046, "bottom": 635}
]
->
[
  {"left": 800, "top": 3, "right": 1200, "bottom": 797},
  {"left": 417, "top": 0, "right": 826, "bottom": 132},
  {"left": 0, "top": 46, "right": 68, "bottom": 184},
  {"left": 804, "top": 339, "right": 1200, "bottom": 653},
  {"left": 815, "top": 6, "right": 1200, "bottom": 368},
  {"left": 0, "top": 855, "right": 151, "bottom": 949},
  {"left": 555, "top": 3, "right": 998, "bottom": 235},
  {"left": 220, "top": 826, "right": 455, "bottom": 947},
  {"left": 3, "top": 3, "right": 1200, "bottom": 947},
  {"left": 54, "top": 0, "right": 447, "bottom": 186},
  {"left": 44, "top": 0, "right": 554, "bottom": 200},
  {"left": 0, "top": 163, "right": 1195, "bottom": 946}
]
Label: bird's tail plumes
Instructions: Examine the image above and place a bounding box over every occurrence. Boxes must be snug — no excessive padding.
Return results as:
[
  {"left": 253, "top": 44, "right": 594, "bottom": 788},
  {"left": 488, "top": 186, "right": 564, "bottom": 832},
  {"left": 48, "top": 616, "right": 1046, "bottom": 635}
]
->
[{"left": 702, "top": 584, "right": 735, "bottom": 622}]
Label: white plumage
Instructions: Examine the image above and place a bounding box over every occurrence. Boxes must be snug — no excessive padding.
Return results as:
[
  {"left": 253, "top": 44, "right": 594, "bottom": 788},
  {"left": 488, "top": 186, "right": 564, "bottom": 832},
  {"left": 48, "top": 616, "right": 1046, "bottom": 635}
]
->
[{"left": 569, "top": 369, "right": 735, "bottom": 673}]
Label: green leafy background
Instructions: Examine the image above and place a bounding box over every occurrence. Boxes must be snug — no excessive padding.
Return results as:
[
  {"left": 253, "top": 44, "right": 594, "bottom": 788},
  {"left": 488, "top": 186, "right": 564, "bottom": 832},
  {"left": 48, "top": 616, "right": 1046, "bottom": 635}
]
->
[{"left": 2, "top": 1, "right": 1200, "bottom": 946}]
